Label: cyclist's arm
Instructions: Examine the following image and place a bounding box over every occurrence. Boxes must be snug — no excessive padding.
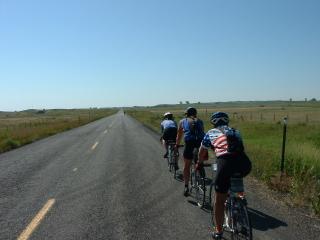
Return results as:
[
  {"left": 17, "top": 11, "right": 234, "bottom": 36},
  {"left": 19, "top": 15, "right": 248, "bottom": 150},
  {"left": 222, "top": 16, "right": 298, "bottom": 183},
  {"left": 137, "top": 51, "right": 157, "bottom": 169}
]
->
[
  {"left": 160, "top": 124, "right": 164, "bottom": 134},
  {"left": 198, "top": 146, "right": 208, "bottom": 163},
  {"left": 198, "top": 132, "right": 211, "bottom": 163},
  {"left": 175, "top": 121, "right": 183, "bottom": 145}
]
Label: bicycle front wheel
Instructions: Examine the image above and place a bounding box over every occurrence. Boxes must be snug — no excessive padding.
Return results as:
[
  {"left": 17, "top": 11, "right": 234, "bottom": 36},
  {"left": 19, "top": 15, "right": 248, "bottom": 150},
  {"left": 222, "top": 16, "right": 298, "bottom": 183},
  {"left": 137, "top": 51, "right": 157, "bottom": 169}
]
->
[{"left": 195, "top": 171, "right": 206, "bottom": 207}]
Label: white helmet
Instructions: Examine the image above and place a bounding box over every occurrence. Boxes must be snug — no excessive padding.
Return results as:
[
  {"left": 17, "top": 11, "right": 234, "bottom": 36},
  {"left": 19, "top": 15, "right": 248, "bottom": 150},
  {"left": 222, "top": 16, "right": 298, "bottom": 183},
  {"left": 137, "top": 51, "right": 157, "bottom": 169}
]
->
[{"left": 163, "top": 112, "right": 173, "bottom": 119}]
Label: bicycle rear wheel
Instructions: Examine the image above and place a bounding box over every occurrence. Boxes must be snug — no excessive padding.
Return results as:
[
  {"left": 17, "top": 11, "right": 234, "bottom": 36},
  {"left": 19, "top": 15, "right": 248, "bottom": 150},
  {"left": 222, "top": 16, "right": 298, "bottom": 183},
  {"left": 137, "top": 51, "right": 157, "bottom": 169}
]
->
[
  {"left": 168, "top": 146, "right": 174, "bottom": 172},
  {"left": 231, "top": 199, "right": 252, "bottom": 240},
  {"left": 195, "top": 171, "right": 206, "bottom": 207},
  {"left": 173, "top": 154, "right": 178, "bottom": 179}
]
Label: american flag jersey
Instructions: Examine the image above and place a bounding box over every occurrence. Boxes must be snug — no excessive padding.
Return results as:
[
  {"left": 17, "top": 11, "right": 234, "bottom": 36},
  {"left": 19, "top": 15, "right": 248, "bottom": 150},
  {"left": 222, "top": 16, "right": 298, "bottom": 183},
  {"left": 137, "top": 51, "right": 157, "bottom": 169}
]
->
[{"left": 201, "top": 125, "right": 243, "bottom": 157}]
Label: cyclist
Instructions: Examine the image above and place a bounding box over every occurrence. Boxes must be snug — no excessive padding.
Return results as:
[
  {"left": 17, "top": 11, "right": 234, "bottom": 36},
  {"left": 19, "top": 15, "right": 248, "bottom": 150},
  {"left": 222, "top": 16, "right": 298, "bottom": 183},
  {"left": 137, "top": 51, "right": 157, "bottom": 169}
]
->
[
  {"left": 175, "top": 107, "right": 205, "bottom": 197},
  {"left": 197, "top": 112, "right": 251, "bottom": 239},
  {"left": 160, "top": 112, "right": 178, "bottom": 159}
]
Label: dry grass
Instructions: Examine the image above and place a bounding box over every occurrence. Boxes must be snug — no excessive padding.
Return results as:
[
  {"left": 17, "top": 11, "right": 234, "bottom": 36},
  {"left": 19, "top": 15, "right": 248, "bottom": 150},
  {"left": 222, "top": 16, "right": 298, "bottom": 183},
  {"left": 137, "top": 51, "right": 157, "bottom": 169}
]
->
[{"left": 0, "top": 108, "right": 117, "bottom": 153}]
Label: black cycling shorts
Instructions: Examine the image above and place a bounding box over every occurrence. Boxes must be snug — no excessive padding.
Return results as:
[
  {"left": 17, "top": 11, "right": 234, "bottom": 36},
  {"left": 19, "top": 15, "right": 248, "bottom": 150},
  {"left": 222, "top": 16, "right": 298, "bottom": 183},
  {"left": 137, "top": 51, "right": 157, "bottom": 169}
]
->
[
  {"left": 215, "top": 152, "right": 252, "bottom": 193},
  {"left": 162, "top": 127, "right": 177, "bottom": 142},
  {"left": 183, "top": 140, "right": 201, "bottom": 160}
]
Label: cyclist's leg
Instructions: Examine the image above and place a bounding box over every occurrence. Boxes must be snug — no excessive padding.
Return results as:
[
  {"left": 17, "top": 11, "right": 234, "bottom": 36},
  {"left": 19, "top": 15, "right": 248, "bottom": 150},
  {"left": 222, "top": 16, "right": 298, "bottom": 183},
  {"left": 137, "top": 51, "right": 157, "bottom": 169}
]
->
[
  {"left": 183, "top": 141, "right": 194, "bottom": 196},
  {"left": 214, "top": 192, "right": 228, "bottom": 233},
  {"left": 162, "top": 128, "right": 170, "bottom": 158},
  {"left": 183, "top": 158, "right": 192, "bottom": 184},
  {"left": 213, "top": 156, "right": 232, "bottom": 233}
]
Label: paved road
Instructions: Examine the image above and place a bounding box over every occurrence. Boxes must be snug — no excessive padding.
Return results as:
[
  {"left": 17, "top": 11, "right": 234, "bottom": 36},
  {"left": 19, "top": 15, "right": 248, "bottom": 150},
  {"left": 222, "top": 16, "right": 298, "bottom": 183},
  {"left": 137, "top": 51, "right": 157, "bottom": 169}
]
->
[{"left": 0, "top": 111, "right": 319, "bottom": 239}]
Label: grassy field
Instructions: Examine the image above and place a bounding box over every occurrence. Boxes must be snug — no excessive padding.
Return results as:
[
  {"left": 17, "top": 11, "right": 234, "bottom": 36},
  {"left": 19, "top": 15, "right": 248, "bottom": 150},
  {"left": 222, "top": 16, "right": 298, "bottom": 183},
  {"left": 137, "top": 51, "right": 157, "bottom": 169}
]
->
[
  {"left": 127, "top": 101, "right": 320, "bottom": 215},
  {"left": 0, "top": 108, "right": 117, "bottom": 153}
]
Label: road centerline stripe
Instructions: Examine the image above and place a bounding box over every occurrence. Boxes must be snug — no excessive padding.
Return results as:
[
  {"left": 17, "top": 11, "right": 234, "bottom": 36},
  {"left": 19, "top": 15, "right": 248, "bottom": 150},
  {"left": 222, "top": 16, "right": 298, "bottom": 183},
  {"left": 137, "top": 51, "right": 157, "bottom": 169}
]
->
[
  {"left": 91, "top": 141, "right": 99, "bottom": 150},
  {"left": 18, "top": 199, "right": 55, "bottom": 240}
]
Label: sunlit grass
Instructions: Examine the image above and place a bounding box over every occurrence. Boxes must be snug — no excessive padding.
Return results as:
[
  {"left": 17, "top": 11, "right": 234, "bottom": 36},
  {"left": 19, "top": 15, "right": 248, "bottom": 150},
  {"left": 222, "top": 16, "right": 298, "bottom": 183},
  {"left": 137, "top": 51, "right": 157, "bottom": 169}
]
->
[{"left": 0, "top": 109, "right": 117, "bottom": 153}]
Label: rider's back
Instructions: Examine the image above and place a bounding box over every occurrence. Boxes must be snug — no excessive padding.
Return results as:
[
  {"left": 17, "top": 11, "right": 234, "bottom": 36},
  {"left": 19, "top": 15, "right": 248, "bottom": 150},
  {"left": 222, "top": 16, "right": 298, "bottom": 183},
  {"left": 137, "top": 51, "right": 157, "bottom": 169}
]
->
[{"left": 181, "top": 117, "right": 204, "bottom": 142}]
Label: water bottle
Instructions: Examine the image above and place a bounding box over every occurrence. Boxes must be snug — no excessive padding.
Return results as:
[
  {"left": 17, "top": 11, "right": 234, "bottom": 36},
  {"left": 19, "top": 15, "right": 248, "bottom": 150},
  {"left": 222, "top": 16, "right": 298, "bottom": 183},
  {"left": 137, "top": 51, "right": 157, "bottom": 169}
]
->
[{"left": 213, "top": 163, "right": 217, "bottom": 171}]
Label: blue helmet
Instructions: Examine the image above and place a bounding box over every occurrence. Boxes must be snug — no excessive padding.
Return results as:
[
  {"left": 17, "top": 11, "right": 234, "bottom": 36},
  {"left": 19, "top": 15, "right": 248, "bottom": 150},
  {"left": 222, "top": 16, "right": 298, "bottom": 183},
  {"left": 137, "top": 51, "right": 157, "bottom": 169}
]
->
[{"left": 210, "top": 112, "right": 229, "bottom": 127}]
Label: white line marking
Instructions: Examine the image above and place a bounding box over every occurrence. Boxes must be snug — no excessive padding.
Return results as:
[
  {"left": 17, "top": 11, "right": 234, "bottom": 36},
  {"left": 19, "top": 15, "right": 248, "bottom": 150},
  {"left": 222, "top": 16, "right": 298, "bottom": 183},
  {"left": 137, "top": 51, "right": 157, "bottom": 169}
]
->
[
  {"left": 104, "top": 129, "right": 108, "bottom": 134},
  {"left": 73, "top": 168, "right": 78, "bottom": 172},
  {"left": 18, "top": 199, "right": 55, "bottom": 240},
  {"left": 91, "top": 141, "right": 99, "bottom": 150}
]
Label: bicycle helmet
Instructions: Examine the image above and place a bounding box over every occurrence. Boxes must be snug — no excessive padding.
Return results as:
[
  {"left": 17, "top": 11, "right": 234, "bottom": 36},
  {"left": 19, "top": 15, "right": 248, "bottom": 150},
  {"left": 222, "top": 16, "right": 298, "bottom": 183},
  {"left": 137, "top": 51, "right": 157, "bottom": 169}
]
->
[
  {"left": 210, "top": 112, "right": 229, "bottom": 127},
  {"left": 185, "top": 107, "right": 197, "bottom": 117},
  {"left": 163, "top": 112, "right": 173, "bottom": 120}
]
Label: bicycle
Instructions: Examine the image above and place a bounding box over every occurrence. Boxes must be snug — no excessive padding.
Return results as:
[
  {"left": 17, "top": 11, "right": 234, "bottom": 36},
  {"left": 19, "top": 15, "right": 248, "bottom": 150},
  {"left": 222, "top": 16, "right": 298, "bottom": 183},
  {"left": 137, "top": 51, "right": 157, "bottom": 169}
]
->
[
  {"left": 190, "top": 148, "right": 209, "bottom": 208},
  {"left": 210, "top": 174, "right": 252, "bottom": 240},
  {"left": 166, "top": 140, "right": 181, "bottom": 179}
]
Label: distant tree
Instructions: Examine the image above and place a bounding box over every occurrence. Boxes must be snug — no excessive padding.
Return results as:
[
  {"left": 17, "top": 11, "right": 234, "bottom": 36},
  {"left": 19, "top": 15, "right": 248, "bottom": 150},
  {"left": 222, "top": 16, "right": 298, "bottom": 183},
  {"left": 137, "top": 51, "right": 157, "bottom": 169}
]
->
[
  {"left": 185, "top": 101, "right": 190, "bottom": 104},
  {"left": 179, "top": 101, "right": 183, "bottom": 104},
  {"left": 289, "top": 98, "right": 292, "bottom": 102},
  {"left": 37, "top": 109, "right": 46, "bottom": 114},
  {"left": 198, "top": 101, "right": 201, "bottom": 104},
  {"left": 305, "top": 98, "right": 308, "bottom": 102},
  {"left": 310, "top": 98, "right": 317, "bottom": 102}
]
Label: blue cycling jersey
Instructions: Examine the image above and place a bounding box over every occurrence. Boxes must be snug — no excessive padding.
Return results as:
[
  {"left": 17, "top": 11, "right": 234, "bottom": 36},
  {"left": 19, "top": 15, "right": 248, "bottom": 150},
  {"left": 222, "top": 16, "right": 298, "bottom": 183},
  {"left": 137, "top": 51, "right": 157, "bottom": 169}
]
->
[
  {"left": 161, "top": 120, "right": 177, "bottom": 132},
  {"left": 180, "top": 118, "right": 205, "bottom": 142}
]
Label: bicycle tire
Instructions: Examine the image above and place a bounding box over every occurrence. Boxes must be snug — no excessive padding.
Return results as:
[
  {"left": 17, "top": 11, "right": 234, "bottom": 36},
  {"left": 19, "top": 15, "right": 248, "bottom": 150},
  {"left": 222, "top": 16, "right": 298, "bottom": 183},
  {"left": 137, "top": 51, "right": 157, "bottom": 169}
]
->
[
  {"left": 194, "top": 171, "right": 206, "bottom": 207},
  {"left": 168, "top": 146, "right": 174, "bottom": 172},
  {"left": 166, "top": 147, "right": 171, "bottom": 169},
  {"left": 230, "top": 198, "right": 252, "bottom": 240},
  {"left": 173, "top": 154, "right": 178, "bottom": 179},
  {"left": 190, "top": 166, "right": 196, "bottom": 191}
]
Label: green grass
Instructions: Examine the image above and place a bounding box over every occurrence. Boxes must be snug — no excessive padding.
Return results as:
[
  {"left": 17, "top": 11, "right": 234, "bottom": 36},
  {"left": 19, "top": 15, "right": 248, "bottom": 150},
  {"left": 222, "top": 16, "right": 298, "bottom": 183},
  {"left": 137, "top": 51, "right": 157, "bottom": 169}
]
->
[
  {"left": 0, "top": 108, "right": 117, "bottom": 153},
  {"left": 127, "top": 104, "right": 320, "bottom": 215}
]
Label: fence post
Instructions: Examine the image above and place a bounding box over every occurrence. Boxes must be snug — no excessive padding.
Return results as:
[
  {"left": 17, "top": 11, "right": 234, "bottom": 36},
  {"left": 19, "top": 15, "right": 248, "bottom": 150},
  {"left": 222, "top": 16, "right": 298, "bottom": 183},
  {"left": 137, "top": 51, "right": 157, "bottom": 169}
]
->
[{"left": 280, "top": 116, "right": 288, "bottom": 174}]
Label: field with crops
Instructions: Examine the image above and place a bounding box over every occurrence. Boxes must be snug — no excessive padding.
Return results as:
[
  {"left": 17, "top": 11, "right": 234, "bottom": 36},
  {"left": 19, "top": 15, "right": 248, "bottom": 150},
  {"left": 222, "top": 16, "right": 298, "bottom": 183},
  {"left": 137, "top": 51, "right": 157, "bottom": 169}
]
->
[
  {"left": 0, "top": 108, "right": 117, "bottom": 153},
  {"left": 127, "top": 101, "right": 320, "bottom": 215}
]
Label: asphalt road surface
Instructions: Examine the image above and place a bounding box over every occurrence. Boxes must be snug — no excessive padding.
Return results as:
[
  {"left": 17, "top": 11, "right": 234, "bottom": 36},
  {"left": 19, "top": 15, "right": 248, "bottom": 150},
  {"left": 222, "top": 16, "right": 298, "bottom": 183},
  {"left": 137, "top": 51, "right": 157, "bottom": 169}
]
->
[{"left": 1, "top": 111, "right": 319, "bottom": 240}]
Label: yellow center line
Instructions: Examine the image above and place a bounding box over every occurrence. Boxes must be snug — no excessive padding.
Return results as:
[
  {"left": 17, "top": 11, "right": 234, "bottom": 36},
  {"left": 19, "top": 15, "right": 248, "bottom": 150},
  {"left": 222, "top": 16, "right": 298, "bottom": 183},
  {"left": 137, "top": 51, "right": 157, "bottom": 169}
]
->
[
  {"left": 17, "top": 199, "right": 55, "bottom": 240},
  {"left": 91, "top": 141, "right": 99, "bottom": 150}
]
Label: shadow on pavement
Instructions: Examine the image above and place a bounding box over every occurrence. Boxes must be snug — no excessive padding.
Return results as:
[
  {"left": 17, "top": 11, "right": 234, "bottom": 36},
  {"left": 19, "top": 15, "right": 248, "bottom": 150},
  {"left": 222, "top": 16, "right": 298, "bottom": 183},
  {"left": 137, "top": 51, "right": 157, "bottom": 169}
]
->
[{"left": 248, "top": 208, "right": 287, "bottom": 231}]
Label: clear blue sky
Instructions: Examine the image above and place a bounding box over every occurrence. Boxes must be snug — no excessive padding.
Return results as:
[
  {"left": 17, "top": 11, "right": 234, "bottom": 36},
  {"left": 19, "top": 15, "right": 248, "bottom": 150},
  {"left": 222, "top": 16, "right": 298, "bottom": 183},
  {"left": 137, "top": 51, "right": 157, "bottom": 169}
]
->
[{"left": 0, "top": 0, "right": 319, "bottom": 111}]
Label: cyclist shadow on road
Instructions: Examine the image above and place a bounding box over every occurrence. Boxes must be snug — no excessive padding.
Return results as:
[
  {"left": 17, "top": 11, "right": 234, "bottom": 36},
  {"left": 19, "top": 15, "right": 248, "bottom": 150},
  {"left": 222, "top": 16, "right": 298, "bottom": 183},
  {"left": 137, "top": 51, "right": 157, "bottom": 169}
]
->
[{"left": 248, "top": 208, "right": 287, "bottom": 231}]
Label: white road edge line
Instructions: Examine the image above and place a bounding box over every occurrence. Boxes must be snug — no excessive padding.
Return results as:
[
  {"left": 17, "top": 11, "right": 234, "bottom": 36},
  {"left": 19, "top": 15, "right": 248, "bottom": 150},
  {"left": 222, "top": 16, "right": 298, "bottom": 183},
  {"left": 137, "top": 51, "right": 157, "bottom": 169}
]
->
[
  {"left": 91, "top": 141, "right": 99, "bottom": 150},
  {"left": 73, "top": 168, "right": 78, "bottom": 172},
  {"left": 104, "top": 129, "right": 108, "bottom": 134},
  {"left": 17, "top": 199, "right": 56, "bottom": 240}
]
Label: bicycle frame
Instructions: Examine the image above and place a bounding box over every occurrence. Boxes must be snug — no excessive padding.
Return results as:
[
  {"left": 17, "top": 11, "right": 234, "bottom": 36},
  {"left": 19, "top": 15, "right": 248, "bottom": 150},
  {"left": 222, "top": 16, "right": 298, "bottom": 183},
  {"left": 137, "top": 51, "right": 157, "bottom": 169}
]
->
[
  {"left": 166, "top": 141, "right": 181, "bottom": 179},
  {"left": 190, "top": 148, "right": 208, "bottom": 207}
]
